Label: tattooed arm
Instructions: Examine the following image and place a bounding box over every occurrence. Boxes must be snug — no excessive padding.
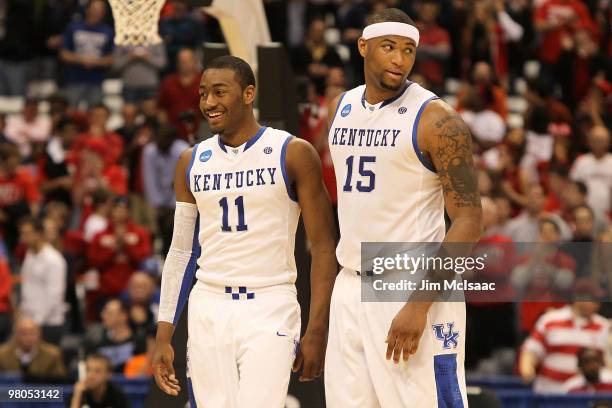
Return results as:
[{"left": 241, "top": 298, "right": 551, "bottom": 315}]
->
[
  {"left": 384, "top": 100, "right": 483, "bottom": 364},
  {"left": 418, "top": 100, "right": 483, "bottom": 243}
]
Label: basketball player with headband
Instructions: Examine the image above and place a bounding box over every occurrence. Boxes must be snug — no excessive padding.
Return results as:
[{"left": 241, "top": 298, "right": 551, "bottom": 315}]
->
[{"left": 325, "top": 9, "right": 482, "bottom": 407}]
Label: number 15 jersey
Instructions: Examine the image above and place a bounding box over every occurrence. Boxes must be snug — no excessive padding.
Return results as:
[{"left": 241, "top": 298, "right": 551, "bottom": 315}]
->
[
  {"left": 329, "top": 82, "right": 446, "bottom": 272},
  {"left": 187, "top": 127, "right": 301, "bottom": 287}
]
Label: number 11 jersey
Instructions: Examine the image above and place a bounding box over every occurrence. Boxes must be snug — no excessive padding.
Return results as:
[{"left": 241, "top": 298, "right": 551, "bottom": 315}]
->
[{"left": 187, "top": 127, "right": 301, "bottom": 287}]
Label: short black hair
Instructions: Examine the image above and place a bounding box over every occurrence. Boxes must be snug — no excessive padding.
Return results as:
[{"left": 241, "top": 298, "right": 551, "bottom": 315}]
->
[
  {"left": 103, "top": 297, "right": 130, "bottom": 315},
  {"left": 366, "top": 7, "right": 415, "bottom": 26},
  {"left": 204, "top": 55, "right": 256, "bottom": 90},
  {"left": 56, "top": 116, "right": 77, "bottom": 132},
  {"left": 86, "top": 353, "right": 112, "bottom": 372},
  {"left": 569, "top": 180, "right": 589, "bottom": 195},
  {"left": 548, "top": 164, "right": 569, "bottom": 178},
  {"left": 18, "top": 216, "right": 45, "bottom": 233},
  {"left": 577, "top": 347, "right": 602, "bottom": 366},
  {"left": 0, "top": 143, "right": 20, "bottom": 160},
  {"left": 92, "top": 188, "right": 113, "bottom": 207},
  {"left": 539, "top": 217, "right": 560, "bottom": 234}
]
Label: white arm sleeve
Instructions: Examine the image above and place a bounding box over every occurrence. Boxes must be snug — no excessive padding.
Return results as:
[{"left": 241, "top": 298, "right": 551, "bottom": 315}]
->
[
  {"left": 157, "top": 201, "right": 199, "bottom": 324},
  {"left": 498, "top": 11, "right": 524, "bottom": 42}
]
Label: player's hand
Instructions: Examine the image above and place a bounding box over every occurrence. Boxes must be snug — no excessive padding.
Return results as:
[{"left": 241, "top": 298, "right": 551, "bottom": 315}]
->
[
  {"left": 292, "top": 330, "right": 326, "bottom": 382},
  {"left": 386, "top": 302, "right": 430, "bottom": 364},
  {"left": 152, "top": 342, "right": 180, "bottom": 396}
]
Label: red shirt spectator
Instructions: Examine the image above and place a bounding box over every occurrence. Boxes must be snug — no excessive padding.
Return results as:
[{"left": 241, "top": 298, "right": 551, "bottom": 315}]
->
[
  {"left": 158, "top": 48, "right": 201, "bottom": 140},
  {"left": 72, "top": 132, "right": 123, "bottom": 168},
  {"left": 520, "top": 301, "right": 609, "bottom": 393},
  {"left": 71, "top": 105, "right": 124, "bottom": 167},
  {"left": 416, "top": 22, "right": 450, "bottom": 89},
  {"left": 534, "top": 0, "right": 598, "bottom": 64},
  {"left": 0, "top": 166, "right": 41, "bottom": 209},
  {"left": 0, "top": 254, "right": 11, "bottom": 314},
  {"left": 73, "top": 139, "right": 128, "bottom": 199},
  {"left": 456, "top": 62, "right": 508, "bottom": 120},
  {"left": 413, "top": 0, "right": 450, "bottom": 89},
  {"left": 88, "top": 198, "right": 151, "bottom": 296}
]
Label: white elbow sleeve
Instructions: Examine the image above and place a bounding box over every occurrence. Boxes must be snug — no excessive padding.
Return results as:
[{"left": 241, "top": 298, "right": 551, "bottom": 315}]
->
[{"left": 157, "top": 202, "right": 199, "bottom": 324}]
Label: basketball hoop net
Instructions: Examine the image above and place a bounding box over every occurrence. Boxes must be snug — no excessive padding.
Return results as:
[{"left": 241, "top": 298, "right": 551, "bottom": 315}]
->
[{"left": 108, "top": 0, "right": 165, "bottom": 46}]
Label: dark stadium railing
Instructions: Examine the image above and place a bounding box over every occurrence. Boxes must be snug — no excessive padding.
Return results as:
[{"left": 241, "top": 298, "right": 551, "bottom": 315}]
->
[{"left": 1, "top": 373, "right": 612, "bottom": 408}]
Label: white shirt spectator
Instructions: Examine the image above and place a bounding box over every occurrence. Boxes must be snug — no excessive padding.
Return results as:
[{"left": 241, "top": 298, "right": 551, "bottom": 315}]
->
[
  {"left": 83, "top": 213, "right": 108, "bottom": 243},
  {"left": 520, "top": 130, "right": 554, "bottom": 183},
  {"left": 19, "top": 243, "right": 67, "bottom": 327},
  {"left": 461, "top": 110, "right": 506, "bottom": 145},
  {"left": 570, "top": 153, "right": 612, "bottom": 215},
  {"left": 5, "top": 114, "right": 52, "bottom": 158},
  {"left": 522, "top": 305, "right": 610, "bottom": 393}
]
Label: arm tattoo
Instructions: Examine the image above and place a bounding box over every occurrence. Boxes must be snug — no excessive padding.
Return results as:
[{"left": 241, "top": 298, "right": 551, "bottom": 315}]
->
[{"left": 433, "top": 114, "right": 480, "bottom": 207}]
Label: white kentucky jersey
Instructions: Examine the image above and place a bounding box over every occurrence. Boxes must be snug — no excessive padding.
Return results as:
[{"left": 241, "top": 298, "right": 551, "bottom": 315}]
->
[
  {"left": 187, "top": 127, "right": 301, "bottom": 287},
  {"left": 329, "top": 82, "right": 446, "bottom": 271}
]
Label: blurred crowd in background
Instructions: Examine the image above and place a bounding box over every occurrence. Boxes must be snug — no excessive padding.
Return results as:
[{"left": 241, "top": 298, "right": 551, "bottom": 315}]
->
[{"left": 0, "top": 0, "right": 611, "bottom": 401}]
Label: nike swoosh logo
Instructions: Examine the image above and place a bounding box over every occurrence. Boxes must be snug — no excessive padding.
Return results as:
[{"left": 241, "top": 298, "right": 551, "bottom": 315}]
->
[{"left": 276, "top": 331, "right": 288, "bottom": 337}]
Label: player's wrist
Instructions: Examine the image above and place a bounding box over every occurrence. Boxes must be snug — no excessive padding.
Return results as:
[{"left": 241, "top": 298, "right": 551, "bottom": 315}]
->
[
  {"left": 403, "top": 300, "right": 432, "bottom": 313},
  {"left": 304, "top": 325, "right": 328, "bottom": 338}
]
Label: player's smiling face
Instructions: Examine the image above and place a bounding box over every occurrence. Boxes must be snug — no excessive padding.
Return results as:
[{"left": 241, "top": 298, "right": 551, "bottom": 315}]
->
[
  {"left": 360, "top": 35, "right": 416, "bottom": 92},
  {"left": 199, "top": 68, "right": 252, "bottom": 134}
]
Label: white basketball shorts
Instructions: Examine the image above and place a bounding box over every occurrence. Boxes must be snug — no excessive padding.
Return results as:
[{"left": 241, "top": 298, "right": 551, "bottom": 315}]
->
[
  {"left": 187, "top": 280, "right": 301, "bottom": 407},
  {"left": 324, "top": 268, "right": 468, "bottom": 407}
]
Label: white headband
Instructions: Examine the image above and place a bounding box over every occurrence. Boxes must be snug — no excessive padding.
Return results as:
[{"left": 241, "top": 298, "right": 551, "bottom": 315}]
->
[{"left": 362, "top": 22, "right": 420, "bottom": 47}]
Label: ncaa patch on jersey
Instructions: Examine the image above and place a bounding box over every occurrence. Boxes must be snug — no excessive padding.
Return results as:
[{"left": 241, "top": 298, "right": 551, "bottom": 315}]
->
[
  {"left": 341, "top": 103, "right": 352, "bottom": 117},
  {"left": 264, "top": 146, "right": 273, "bottom": 154},
  {"left": 398, "top": 106, "right": 407, "bottom": 114},
  {"left": 200, "top": 149, "right": 212, "bottom": 162}
]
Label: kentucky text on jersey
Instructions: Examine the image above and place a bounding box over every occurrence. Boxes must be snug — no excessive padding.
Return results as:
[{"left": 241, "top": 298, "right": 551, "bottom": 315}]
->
[
  {"left": 192, "top": 167, "right": 277, "bottom": 192},
  {"left": 330, "top": 127, "right": 401, "bottom": 147}
]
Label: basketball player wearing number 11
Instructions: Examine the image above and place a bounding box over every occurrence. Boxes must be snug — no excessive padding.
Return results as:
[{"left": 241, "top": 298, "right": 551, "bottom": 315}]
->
[
  {"left": 325, "top": 8, "right": 483, "bottom": 408},
  {"left": 152, "top": 56, "right": 337, "bottom": 407}
]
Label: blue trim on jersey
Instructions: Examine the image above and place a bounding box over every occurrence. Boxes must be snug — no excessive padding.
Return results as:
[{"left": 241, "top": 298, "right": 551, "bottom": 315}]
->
[
  {"left": 185, "top": 144, "right": 199, "bottom": 189},
  {"left": 434, "top": 354, "right": 464, "bottom": 408},
  {"left": 217, "top": 135, "right": 227, "bottom": 152},
  {"left": 329, "top": 92, "right": 346, "bottom": 129},
  {"left": 172, "top": 216, "right": 201, "bottom": 325},
  {"left": 280, "top": 135, "right": 298, "bottom": 202},
  {"left": 187, "top": 378, "right": 197, "bottom": 407},
  {"left": 244, "top": 126, "right": 267, "bottom": 151},
  {"left": 412, "top": 96, "right": 438, "bottom": 173},
  {"left": 380, "top": 81, "right": 412, "bottom": 108},
  {"left": 360, "top": 81, "right": 413, "bottom": 110}
]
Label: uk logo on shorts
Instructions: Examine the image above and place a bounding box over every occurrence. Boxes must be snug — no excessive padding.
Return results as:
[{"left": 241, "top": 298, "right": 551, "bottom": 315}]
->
[
  {"left": 200, "top": 149, "right": 212, "bottom": 162},
  {"left": 341, "top": 104, "right": 352, "bottom": 117},
  {"left": 433, "top": 322, "right": 459, "bottom": 349}
]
